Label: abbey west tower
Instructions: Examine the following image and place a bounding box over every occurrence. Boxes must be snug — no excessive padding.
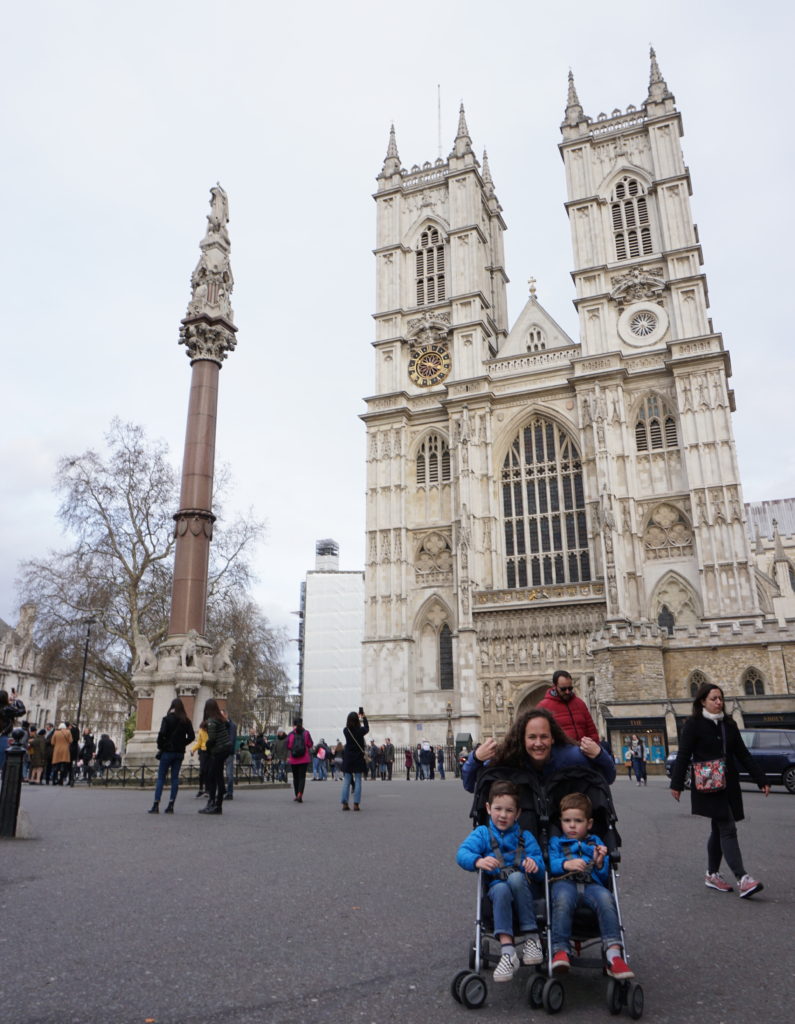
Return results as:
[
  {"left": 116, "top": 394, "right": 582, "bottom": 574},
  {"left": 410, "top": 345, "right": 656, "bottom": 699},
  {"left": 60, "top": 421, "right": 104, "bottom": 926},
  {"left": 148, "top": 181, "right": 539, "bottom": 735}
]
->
[{"left": 361, "top": 53, "right": 795, "bottom": 753}]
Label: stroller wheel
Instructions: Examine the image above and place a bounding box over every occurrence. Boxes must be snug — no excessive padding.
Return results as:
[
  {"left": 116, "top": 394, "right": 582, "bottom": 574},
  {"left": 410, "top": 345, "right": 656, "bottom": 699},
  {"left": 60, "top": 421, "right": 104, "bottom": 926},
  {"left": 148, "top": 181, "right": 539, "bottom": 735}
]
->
[
  {"left": 628, "top": 981, "right": 644, "bottom": 1020},
  {"left": 542, "top": 978, "right": 565, "bottom": 1014},
  {"left": 451, "top": 969, "right": 469, "bottom": 1003},
  {"left": 461, "top": 973, "right": 488, "bottom": 1010},
  {"left": 607, "top": 978, "right": 624, "bottom": 1015},
  {"left": 526, "top": 974, "right": 545, "bottom": 1009}
]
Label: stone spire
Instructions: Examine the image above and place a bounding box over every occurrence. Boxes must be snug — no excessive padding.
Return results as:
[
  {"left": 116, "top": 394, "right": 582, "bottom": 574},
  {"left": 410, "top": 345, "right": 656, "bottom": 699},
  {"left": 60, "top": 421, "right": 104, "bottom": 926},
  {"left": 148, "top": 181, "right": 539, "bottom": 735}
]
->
[
  {"left": 773, "top": 519, "right": 787, "bottom": 562},
  {"left": 180, "top": 185, "right": 237, "bottom": 365},
  {"left": 482, "top": 149, "right": 495, "bottom": 197},
  {"left": 450, "top": 102, "right": 474, "bottom": 158},
  {"left": 563, "top": 69, "right": 586, "bottom": 127},
  {"left": 647, "top": 46, "right": 673, "bottom": 104},
  {"left": 380, "top": 123, "right": 402, "bottom": 177}
]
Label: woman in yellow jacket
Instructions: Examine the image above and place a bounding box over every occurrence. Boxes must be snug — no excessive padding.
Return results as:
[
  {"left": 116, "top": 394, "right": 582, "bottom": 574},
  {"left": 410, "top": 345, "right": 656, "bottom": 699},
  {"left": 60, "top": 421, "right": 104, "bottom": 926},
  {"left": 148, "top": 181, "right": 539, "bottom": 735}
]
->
[{"left": 189, "top": 723, "right": 209, "bottom": 799}]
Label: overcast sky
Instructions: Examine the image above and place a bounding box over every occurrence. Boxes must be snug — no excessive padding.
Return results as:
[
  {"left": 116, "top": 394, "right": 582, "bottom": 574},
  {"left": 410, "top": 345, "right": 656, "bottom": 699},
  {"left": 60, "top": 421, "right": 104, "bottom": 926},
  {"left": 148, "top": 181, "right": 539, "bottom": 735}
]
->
[{"left": 3, "top": 1, "right": 793, "bottom": 681}]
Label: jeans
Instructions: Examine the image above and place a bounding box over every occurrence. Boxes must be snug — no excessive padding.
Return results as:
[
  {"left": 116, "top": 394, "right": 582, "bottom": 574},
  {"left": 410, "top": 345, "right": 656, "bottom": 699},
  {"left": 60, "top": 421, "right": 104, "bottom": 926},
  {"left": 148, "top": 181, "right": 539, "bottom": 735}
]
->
[
  {"left": 488, "top": 872, "right": 539, "bottom": 937},
  {"left": 154, "top": 752, "right": 184, "bottom": 803},
  {"left": 340, "top": 772, "right": 362, "bottom": 805},
  {"left": 421, "top": 763, "right": 431, "bottom": 780},
  {"left": 707, "top": 815, "right": 746, "bottom": 878},
  {"left": 225, "top": 754, "right": 234, "bottom": 796},
  {"left": 551, "top": 880, "right": 621, "bottom": 953}
]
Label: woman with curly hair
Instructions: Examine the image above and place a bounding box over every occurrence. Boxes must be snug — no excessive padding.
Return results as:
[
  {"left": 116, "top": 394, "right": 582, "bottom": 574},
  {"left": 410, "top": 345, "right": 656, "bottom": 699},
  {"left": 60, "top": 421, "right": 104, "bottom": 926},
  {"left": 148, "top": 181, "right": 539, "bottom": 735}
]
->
[{"left": 461, "top": 707, "right": 616, "bottom": 793}]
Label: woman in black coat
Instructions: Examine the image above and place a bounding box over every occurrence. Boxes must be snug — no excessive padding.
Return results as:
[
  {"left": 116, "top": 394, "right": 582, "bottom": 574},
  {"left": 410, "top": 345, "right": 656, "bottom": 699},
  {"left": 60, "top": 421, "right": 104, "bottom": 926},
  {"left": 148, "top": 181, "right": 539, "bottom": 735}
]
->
[
  {"left": 340, "top": 710, "right": 369, "bottom": 811},
  {"left": 670, "top": 682, "right": 769, "bottom": 897},
  {"left": 148, "top": 697, "right": 195, "bottom": 814}
]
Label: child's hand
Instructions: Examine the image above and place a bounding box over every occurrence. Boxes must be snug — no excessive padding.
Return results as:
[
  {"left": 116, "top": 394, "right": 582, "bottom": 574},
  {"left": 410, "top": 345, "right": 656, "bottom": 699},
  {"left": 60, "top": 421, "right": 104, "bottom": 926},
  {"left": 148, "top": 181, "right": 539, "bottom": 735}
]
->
[
  {"left": 563, "top": 858, "right": 588, "bottom": 872},
  {"left": 593, "top": 849, "right": 605, "bottom": 869},
  {"left": 523, "top": 857, "right": 539, "bottom": 875},
  {"left": 475, "top": 856, "right": 500, "bottom": 872}
]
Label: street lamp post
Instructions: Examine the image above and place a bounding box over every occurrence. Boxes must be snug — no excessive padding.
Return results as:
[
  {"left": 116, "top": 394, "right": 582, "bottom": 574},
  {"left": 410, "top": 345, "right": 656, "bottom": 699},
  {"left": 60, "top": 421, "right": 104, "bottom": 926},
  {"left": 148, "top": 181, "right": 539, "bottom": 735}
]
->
[{"left": 75, "top": 617, "right": 97, "bottom": 731}]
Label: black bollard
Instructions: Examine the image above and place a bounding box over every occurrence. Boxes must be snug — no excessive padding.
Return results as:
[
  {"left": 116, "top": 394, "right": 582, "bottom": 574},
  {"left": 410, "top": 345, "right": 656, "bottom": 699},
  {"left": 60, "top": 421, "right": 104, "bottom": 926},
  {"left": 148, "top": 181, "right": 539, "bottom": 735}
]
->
[{"left": 0, "top": 728, "right": 27, "bottom": 838}]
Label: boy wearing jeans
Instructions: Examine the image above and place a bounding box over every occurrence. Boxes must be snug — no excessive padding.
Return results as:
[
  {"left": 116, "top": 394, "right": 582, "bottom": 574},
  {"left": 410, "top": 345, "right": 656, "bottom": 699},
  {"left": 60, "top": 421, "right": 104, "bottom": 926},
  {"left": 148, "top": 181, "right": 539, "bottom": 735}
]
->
[
  {"left": 548, "top": 792, "right": 633, "bottom": 980},
  {"left": 456, "top": 781, "right": 545, "bottom": 982}
]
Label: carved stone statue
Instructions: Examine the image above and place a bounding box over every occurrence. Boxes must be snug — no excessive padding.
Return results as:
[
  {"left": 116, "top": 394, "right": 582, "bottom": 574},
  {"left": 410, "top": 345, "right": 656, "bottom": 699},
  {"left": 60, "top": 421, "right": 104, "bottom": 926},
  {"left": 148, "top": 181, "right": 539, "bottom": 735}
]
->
[
  {"left": 179, "top": 629, "right": 201, "bottom": 670},
  {"left": 211, "top": 637, "right": 235, "bottom": 674},
  {"left": 132, "top": 630, "right": 158, "bottom": 673}
]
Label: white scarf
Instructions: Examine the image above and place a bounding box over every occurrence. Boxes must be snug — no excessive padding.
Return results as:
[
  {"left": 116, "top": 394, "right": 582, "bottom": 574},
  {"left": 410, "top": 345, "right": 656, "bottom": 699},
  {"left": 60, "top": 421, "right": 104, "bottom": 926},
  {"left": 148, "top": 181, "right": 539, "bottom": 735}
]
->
[{"left": 702, "top": 708, "right": 725, "bottom": 722}]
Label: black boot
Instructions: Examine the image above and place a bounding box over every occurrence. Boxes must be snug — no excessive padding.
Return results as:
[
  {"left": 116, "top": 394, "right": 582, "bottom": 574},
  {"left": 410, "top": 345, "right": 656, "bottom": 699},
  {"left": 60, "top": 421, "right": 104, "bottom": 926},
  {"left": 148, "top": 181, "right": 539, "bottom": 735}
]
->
[
  {"left": 164, "top": 800, "right": 175, "bottom": 814},
  {"left": 148, "top": 801, "right": 159, "bottom": 814},
  {"left": 198, "top": 800, "right": 215, "bottom": 814}
]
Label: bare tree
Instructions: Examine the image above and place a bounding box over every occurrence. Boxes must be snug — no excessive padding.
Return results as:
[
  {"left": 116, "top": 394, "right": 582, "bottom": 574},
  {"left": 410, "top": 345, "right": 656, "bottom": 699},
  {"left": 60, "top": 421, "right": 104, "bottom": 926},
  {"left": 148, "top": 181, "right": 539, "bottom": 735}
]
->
[{"left": 17, "top": 419, "right": 284, "bottom": 711}]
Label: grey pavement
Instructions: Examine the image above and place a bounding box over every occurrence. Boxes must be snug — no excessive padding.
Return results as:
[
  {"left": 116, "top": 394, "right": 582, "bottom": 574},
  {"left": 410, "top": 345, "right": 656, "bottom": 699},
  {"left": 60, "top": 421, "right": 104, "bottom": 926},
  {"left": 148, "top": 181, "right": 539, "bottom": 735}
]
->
[{"left": 0, "top": 774, "right": 792, "bottom": 1024}]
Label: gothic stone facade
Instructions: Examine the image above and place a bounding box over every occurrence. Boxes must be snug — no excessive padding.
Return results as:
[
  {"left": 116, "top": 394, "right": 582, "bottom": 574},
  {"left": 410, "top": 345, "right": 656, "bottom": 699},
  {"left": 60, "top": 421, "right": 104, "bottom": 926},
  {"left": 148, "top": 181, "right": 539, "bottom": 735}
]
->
[{"left": 360, "top": 56, "right": 795, "bottom": 757}]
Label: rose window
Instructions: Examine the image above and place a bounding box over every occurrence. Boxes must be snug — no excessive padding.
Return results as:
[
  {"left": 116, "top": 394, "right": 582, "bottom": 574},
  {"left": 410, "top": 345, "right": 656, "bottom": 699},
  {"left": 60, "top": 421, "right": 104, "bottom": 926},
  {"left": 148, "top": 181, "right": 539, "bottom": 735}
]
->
[{"left": 629, "top": 310, "right": 658, "bottom": 337}]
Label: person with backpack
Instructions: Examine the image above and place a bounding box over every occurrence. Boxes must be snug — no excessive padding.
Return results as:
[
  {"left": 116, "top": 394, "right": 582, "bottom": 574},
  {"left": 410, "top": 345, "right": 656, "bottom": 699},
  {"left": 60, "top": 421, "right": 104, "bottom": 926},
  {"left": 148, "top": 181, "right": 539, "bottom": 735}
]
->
[
  {"left": 199, "top": 699, "right": 232, "bottom": 816},
  {"left": 287, "top": 717, "right": 313, "bottom": 803}
]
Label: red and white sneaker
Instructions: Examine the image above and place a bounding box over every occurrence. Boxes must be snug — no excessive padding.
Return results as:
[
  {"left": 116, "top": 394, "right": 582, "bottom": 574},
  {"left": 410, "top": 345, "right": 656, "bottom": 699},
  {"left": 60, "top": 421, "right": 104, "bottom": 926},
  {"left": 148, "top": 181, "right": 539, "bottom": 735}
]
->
[
  {"left": 551, "top": 951, "right": 570, "bottom": 974},
  {"left": 705, "top": 872, "right": 733, "bottom": 893},
  {"left": 738, "top": 874, "right": 763, "bottom": 899},
  {"left": 606, "top": 956, "right": 635, "bottom": 980}
]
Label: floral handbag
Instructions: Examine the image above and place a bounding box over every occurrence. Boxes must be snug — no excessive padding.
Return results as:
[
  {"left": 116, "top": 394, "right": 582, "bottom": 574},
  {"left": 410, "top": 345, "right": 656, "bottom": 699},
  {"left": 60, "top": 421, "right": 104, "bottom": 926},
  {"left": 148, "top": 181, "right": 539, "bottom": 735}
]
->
[
  {"left": 692, "top": 758, "right": 726, "bottom": 791},
  {"left": 692, "top": 722, "right": 727, "bottom": 791}
]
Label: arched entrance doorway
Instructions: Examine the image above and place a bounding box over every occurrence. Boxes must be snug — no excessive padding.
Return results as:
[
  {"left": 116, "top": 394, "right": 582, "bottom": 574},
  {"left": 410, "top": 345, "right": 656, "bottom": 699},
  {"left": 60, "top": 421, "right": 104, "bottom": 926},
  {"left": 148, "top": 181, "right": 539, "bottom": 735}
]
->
[{"left": 515, "top": 682, "right": 549, "bottom": 720}]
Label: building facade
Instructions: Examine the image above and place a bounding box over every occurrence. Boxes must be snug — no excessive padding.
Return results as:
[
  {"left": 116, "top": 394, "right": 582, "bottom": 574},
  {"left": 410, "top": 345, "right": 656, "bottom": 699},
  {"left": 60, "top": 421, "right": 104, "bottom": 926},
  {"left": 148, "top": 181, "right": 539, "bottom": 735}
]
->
[
  {"left": 298, "top": 540, "right": 364, "bottom": 747},
  {"left": 360, "top": 53, "right": 795, "bottom": 759}
]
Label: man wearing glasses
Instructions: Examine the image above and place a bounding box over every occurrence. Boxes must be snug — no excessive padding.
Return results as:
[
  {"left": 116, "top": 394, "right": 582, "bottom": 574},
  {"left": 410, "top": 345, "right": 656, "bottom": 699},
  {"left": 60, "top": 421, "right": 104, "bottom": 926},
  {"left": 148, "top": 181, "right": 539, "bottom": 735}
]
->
[{"left": 538, "top": 671, "right": 600, "bottom": 744}]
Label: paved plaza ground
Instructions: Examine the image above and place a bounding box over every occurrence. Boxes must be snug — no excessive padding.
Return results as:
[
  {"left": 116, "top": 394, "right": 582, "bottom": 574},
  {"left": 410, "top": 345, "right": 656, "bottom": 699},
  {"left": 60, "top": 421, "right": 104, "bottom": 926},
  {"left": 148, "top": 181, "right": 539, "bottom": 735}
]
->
[{"left": 0, "top": 773, "right": 792, "bottom": 1024}]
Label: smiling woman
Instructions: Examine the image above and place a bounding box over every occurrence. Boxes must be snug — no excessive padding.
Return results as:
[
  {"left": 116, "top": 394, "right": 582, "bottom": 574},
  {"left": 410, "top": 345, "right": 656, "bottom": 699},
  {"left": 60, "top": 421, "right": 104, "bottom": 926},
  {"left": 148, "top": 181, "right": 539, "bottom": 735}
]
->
[{"left": 461, "top": 708, "right": 616, "bottom": 793}]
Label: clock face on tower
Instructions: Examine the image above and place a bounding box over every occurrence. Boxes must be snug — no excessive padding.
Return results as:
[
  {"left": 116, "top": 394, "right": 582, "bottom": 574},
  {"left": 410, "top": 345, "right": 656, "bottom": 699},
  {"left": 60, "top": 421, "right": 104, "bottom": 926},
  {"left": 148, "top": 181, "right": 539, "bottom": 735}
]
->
[{"left": 408, "top": 343, "right": 452, "bottom": 387}]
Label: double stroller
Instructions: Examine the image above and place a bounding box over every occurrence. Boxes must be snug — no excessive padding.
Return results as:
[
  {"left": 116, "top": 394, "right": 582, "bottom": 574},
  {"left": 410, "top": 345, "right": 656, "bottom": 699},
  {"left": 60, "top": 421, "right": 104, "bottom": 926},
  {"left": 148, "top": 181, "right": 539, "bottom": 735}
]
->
[{"left": 451, "top": 762, "right": 644, "bottom": 1017}]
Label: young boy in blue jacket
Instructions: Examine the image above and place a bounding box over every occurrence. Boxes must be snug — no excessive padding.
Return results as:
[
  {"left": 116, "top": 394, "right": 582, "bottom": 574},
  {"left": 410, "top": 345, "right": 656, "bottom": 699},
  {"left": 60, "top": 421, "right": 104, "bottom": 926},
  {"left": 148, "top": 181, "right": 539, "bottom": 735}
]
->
[
  {"left": 548, "top": 792, "right": 633, "bottom": 980},
  {"left": 456, "top": 780, "right": 545, "bottom": 983}
]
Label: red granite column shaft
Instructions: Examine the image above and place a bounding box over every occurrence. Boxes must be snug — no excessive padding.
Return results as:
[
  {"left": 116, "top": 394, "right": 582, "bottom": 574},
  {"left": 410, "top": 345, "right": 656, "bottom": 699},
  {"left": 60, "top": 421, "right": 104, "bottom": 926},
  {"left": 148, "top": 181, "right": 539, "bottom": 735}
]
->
[{"left": 168, "top": 359, "right": 219, "bottom": 637}]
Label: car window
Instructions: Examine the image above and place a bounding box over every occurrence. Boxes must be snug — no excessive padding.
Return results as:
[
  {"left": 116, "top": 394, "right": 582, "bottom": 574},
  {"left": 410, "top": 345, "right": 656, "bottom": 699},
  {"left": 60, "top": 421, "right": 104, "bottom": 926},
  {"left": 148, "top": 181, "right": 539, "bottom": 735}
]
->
[
  {"left": 740, "top": 731, "right": 755, "bottom": 747},
  {"left": 754, "top": 731, "right": 784, "bottom": 749}
]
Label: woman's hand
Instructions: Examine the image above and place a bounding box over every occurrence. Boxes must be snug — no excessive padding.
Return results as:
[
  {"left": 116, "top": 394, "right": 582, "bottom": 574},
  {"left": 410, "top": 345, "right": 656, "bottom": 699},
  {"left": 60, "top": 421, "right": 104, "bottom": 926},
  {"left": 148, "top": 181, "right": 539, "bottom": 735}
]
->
[
  {"left": 579, "top": 737, "right": 600, "bottom": 759},
  {"left": 475, "top": 737, "right": 497, "bottom": 763},
  {"left": 671, "top": 790, "right": 681, "bottom": 801},
  {"left": 523, "top": 857, "right": 539, "bottom": 875},
  {"left": 476, "top": 856, "right": 499, "bottom": 872}
]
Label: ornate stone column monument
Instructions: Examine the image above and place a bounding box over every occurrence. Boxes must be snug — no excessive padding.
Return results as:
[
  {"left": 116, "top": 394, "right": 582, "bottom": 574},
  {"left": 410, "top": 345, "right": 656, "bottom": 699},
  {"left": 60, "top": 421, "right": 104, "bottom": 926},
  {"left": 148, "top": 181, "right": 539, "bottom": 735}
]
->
[{"left": 125, "top": 186, "right": 237, "bottom": 763}]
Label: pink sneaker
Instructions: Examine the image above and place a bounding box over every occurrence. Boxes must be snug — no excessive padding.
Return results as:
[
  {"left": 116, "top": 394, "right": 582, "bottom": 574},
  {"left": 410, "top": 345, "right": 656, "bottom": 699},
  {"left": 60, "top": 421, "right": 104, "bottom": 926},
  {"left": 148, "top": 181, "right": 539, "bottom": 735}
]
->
[
  {"left": 705, "top": 872, "right": 733, "bottom": 893},
  {"left": 738, "top": 874, "right": 763, "bottom": 899}
]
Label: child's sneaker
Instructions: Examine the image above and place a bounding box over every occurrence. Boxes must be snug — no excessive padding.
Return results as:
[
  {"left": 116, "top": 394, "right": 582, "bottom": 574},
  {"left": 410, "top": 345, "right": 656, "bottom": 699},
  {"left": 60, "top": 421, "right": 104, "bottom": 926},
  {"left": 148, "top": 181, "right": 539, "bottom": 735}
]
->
[
  {"left": 606, "top": 956, "right": 634, "bottom": 980},
  {"left": 493, "top": 951, "right": 520, "bottom": 982},
  {"left": 551, "top": 951, "right": 570, "bottom": 974},
  {"left": 520, "top": 934, "right": 543, "bottom": 965},
  {"left": 738, "top": 874, "right": 763, "bottom": 899},
  {"left": 705, "top": 872, "right": 733, "bottom": 893}
]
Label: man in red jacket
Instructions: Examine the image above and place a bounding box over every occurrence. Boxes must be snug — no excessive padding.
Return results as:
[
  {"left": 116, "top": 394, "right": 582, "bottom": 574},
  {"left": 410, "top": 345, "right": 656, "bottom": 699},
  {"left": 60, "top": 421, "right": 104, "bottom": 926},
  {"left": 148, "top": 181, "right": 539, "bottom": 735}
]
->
[{"left": 537, "top": 671, "right": 599, "bottom": 743}]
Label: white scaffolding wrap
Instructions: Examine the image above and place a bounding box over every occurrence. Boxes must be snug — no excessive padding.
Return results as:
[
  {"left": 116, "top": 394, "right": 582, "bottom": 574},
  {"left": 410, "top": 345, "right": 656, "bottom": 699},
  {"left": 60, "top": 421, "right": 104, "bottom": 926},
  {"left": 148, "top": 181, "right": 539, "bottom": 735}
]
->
[{"left": 301, "top": 571, "right": 364, "bottom": 748}]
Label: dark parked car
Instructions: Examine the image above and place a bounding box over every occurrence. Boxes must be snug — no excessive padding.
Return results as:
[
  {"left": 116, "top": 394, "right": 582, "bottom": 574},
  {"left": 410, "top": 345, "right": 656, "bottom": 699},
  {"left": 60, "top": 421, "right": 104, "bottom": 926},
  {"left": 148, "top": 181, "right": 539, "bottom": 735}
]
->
[{"left": 665, "top": 728, "right": 795, "bottom": 793}]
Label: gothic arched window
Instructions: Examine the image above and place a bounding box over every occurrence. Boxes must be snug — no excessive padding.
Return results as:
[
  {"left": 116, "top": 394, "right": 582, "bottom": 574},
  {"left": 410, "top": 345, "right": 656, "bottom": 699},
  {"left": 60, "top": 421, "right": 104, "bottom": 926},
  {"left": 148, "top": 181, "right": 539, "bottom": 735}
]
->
[
  {"left": 657, "top": 604, "right": 675, "bottom": 635},
  {"left": 527, "top": 326, "right": 546, "bottom": 352},
  {"left": 689, "top": 669, "right": 709, "bottom": 698},
  {"left": 635, "top": 395, "right": 678, "bottom": 452},
  {"left": 611, "top": 176, "right": 653, "bottom": 261},
  {"left": 416, "top": 434, "right": 451, "bottom": 486},
  {"left": 743, "top": 667, "right": 765, "bottom": 696},
  {"left": 501, "top": 416, "right": 590, "bottom": 588},
  {"left": 439, "top": 624, "right": 454, "bottom": 690},
  {"left": 415, "top": 226, "right": 446, "bottom": 306}
]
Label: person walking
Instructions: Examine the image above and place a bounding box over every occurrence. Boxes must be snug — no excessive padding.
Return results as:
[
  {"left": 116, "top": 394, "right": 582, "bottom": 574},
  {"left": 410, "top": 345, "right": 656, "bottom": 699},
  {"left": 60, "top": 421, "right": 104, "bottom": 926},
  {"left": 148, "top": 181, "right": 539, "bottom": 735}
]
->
[
  {"left": 199, "top": 699, "right": 232, "bottom": 816},
  {"left": 383, "top": 738, "right": 395, "bottom": 780},
  {"left": 28, "top": 729, "right": 48, "bottom": 784},
  {"left": 80, "top": 730, "right": 96, "bottom": 784},
  {"left": 340, "top": 710, "right": 369, "bottom": 811},
  {"left": 629, "top": 734, "right": 646, "bottom": 786},
  {"left": 670, "top": 682, "right": 769, "bottom": 897},
  {"left": 436, "top": 745, "right": 446, "bottom": 780},
  {"left": 148, "top": 697, "right": 195, "bottom": 814},
  {"left": 189, "top": 720, "right": 209, "bottom": 799},
  {"left": 537, "top": 670, "right": 600, "bottom": 743},
  {"left": 404, "top": 746, "right": 413, "bottom": 781},
  {"left": 272, "top": 728, "right": 289, "bottom": 782},
  {"left": 287, "top": 717, "right": 313, "bottom": 803}
]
